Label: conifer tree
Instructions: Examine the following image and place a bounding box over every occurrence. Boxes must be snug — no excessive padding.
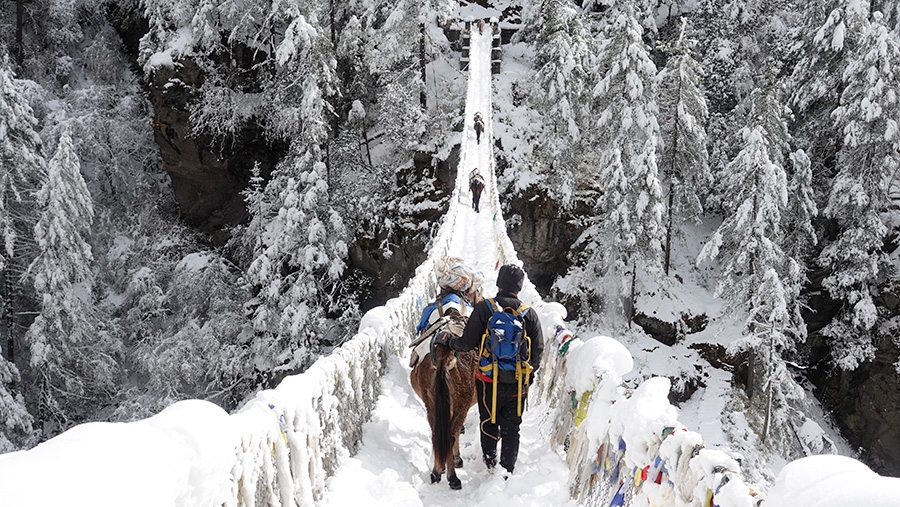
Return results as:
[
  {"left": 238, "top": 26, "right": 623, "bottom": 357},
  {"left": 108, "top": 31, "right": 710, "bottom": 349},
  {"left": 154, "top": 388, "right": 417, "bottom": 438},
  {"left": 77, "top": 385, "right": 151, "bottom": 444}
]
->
[
  {"left": 782, "top": 149, "right": 818, "bottom": 342},
  {"left": 558, "top": 0, "right": 663, "bottom": 324},
  {"left": 0, "top": 356, "right": 32, "bottom": 451},
  {"left": 531, "top": 0, "right": 597, "bottom": 203},
  {"left": 657, "top": 18, "right": 710, "bottom": 275},
  {"left": 0, "top": 61, "right": 42, "bottom": 274},
  {"left": 874, "top": 1, "right": 900, "bottom": 33},
  {"left": 789, "top": 0, "right": 870, "bottom": 170},
  {"left": 594, "top": 1, "right": 664, "bottom": 322},
  {"left": 698, "top": 117, "right": 787, "bottom": 318},
  {"left": 818, "top": 11, "right": 900, "bottom": 370},
  {"left": 25, "top": 130, "right": 120, "bottom": 432},
  {"left": 246, "top": 156, "right": 351, "bottom": 374},
  {"left": 698, "top": 87, "right": 810, "bottom": 451},
  {"left": 747, "top": 268, "right": 804, "bottom": 447},
  {"left": 0, "top": 60, "right": 43, "bottom": 446},
  {"left": 697, "top": 88, "right": 791, "bottom": 349}
]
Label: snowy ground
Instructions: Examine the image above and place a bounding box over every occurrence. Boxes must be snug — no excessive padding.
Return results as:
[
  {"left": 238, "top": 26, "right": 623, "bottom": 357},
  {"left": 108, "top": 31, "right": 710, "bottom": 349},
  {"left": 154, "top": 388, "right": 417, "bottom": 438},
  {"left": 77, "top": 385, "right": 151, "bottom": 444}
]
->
[{"left": 320, "top": 356, "right": 575, "bottom": 506}]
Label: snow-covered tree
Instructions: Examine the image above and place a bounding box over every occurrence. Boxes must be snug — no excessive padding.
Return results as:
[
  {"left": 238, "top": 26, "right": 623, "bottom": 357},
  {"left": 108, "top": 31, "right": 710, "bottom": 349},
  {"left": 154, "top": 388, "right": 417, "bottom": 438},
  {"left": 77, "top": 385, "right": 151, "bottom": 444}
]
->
[
  {"left": 24, "top": 130, "right": 120, "bottom": 433},
  {"left": 818, "top": 11, "right": 900, "bottom": 370},
  {"left": 697, "top": 87, "right": 794, "bottom": 339},
  {"left": 558, "top": 0, "right": 664, "bottom": 324},
  {"left": 784, "top": 150, "right": 818, "bottom": 262},
  {"left": 0, "top": 356, "right": 33, "bottom": 451},
  {"left": 746, "top": 268, "right": 806, "bottom": 449},
  {"left": 0, "top": 60, "right": 43, "bottom": 446},
  {"left": 698, "top": 87, "right": 815, "bottom": 453},
  {"left": 657, "top": 17, "right": 710, "bottom": 275},
  {"left": 698, "top": 122, "right": 787, "bottom": 317},
  {"left": 595, "top": 1, "right": 664, "bottom": 320},
  {"left": 874, "top": 0, "right": 900, "bottom": 33},
  {"left": 116, "top": 250, "right": 253, "bottom": 419},
  {"left": 530, "top": 0, "right": 598, "bottom": 204},
  {"left": 789, "top": 0, "right": 870, "bottom": 172},
  {"left": 0, "top": 61, "right": 42, "bottom": 274},
  {"left": 782, "top": 149, "right": 818, "bottom": 342},
  {"left": 246, "top": 156, "right": 352, "bottom": 374}
]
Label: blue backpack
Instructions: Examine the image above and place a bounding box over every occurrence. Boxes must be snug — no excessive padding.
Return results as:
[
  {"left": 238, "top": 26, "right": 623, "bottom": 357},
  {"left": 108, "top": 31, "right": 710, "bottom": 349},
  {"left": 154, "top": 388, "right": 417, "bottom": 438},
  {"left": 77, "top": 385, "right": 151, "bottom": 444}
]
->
[
  {"left": 416, "top": 293, "right": 468, "bottom": 334},
  {"left": 478, "top": 298, "right": 533, "bottom": 421}
]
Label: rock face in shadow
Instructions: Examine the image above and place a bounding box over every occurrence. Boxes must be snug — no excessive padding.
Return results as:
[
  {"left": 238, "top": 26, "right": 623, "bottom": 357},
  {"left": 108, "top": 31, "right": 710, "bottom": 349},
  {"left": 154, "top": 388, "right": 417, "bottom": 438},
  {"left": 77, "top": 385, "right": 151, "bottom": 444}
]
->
[
  {"left": 503, "top": 188, "right": 582, "bottom": 297},
  {"left": 807, "top": 336, "right": 900, "bottom": 476},
  {"left": 633, "top": 312, "right": 709, "bottom": 346},
  {"left": 145, "top": 60, "right": 287, "bottom": 246},
  {"left": 348, "top": 147, "right": 461, "bottom": 311},
  {"left": 804, "top": 276, "right": 900, "bottom": 477}
]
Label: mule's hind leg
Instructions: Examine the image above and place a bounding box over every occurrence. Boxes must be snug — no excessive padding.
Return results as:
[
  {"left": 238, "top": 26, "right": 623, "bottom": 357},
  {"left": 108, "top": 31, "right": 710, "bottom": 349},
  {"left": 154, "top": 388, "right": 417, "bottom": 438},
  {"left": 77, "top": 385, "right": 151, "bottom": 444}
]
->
[
  {"left": 446, "top": 453, "right": 461, "bottom": 490},
  {"left": 445, "top": 411, "right": 464, "bottom": 489},
  {"left": 447, "top": 414, "right": 467, "bottom": 488},
  {"left": 430, "top": 446, "right": 446, "bottom": 483},
  {"left": 430, "top": 470, "right": 442, "bottom": 483},
  {"left": 452, "top": 426, "right": 463, "bottom": 468}
]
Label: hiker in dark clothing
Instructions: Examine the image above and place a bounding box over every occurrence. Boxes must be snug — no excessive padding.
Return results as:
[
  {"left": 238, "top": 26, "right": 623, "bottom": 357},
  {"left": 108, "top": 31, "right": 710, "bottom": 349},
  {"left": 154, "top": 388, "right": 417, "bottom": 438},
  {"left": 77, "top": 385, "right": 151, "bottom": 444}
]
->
[
  {"left": 447, "top": 264, "right": 544, "bottom": 475},
  {"left": 469, "top": 169, "right": 485, "bottom": 213}
]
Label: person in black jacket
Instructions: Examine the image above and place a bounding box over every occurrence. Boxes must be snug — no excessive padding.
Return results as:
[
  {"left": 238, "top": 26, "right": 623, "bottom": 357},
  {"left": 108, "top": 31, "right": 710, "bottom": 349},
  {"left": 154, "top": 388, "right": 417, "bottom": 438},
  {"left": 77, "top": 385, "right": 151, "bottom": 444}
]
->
[{"left": 448, "top": 264, "right": 544, "bottom": 475}]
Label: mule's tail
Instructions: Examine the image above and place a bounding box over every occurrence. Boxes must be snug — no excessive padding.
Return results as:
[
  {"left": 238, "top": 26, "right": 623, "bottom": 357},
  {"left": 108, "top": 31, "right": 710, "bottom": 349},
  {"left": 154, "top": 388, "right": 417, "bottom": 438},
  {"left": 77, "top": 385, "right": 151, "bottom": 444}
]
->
[{"left": 433, "top": 346, "right": 453, "bottom": 467}]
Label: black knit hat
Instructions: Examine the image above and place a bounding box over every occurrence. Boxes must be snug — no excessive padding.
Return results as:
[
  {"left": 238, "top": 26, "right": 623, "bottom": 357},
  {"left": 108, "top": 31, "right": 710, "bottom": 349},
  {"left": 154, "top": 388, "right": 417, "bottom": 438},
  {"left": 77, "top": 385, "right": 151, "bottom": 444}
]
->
[{"left": 497, "top": 264, "right": 524, "bottom": 292}]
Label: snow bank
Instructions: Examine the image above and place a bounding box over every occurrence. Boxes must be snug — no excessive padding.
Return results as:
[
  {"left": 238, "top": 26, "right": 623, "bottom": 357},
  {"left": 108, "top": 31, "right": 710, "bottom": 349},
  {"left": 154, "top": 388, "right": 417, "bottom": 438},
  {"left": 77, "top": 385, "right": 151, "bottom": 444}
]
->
[
  {"left": 0, "top": 400, "right": 238, "bottom": 507},
  {"left": 765, "top": 455, "right": 900, "bottom": 507}
]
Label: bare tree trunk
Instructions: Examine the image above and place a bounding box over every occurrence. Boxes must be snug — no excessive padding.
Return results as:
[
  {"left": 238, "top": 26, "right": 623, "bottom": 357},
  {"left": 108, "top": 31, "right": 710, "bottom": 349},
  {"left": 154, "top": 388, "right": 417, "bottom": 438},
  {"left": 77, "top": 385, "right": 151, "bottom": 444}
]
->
[
  {"left": 325, "top": 143, "right": 332, "bottom": 192},
  {"left": 628, "top": 261, "right": 636, "bottom": 328},
  {"left": 665, "top": 185, "right": 674, "bottom": 275},
  {"left": 419, "top": 23, "right": 427, "bottom": 109},
  {"left": 747, "top": 348, "right": 756, "bottom": 400},
  {"left": 1, "top": 273, "right": 12, "bottom": 362},
  {"left": 361, "top": 129, "right": 373, "bottom": 168},
  {"left": 761, "top": 332, "right": 775, "bottom": 442},
  {"left": 329, "top": 0, "right": 336, "bottom": 46},
  {"left": 746, "top": 183, "right": 759, "bottom": 399},
  {"left": 16, "top": 0, "right": 25, "bottom": 68}
]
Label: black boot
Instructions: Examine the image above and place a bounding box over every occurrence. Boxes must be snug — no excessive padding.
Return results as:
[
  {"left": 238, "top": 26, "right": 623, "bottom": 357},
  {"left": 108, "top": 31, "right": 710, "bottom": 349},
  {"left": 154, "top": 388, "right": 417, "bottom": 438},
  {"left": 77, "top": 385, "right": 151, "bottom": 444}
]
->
[
  {"left": 483, "top": 450, "right": 497, "bottom": 470},
  {"left": 499, "top": 439, "right": 519, "bottom": 475}
]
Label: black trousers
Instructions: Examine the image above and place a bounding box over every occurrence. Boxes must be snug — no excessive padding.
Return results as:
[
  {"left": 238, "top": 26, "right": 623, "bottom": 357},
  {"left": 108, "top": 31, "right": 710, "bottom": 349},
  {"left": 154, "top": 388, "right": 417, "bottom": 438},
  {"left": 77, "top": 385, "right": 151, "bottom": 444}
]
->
[{"left": 477, "top": 379, "right": 527, "bottom": 473}]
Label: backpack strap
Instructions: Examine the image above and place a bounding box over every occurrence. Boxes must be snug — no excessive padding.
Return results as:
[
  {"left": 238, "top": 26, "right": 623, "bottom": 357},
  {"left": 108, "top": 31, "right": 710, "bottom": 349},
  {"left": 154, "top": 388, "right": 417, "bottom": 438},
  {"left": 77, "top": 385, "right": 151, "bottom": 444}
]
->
[{"left": 478, "top": 298, "right": 498, "bottom": 353}]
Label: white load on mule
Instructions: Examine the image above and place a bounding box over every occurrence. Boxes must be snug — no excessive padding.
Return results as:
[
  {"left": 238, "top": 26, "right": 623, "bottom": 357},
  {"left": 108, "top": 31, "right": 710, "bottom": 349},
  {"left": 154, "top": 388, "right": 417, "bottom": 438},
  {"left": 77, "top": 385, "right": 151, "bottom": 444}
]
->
[{"left": 409, "top": 257, "right": 484, "bottom": 367}]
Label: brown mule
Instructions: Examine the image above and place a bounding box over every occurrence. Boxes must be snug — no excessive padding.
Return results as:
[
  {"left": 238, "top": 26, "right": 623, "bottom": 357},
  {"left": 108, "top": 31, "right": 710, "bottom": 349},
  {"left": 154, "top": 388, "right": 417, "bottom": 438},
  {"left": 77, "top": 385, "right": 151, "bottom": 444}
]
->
[{"left": 410, "top": 342, "right": 477, "bottom": 489}]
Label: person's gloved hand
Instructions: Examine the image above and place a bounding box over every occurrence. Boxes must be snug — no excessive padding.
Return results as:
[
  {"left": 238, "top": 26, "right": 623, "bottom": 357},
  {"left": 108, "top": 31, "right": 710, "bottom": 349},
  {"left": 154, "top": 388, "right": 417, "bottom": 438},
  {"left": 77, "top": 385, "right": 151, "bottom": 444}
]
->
[{"left": 433, "top": 332, "right": 452, "bottom": 347}]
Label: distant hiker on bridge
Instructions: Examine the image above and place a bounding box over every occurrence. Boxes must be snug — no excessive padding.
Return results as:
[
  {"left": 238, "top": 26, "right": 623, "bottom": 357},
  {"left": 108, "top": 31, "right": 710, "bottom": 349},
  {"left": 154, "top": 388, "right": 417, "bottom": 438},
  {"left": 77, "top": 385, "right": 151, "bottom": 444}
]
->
[
  {"left": 446, "top": 264, "right": 544, "bottom": 476},
  {"left": 474, "top": 112, "right": 485, "bottom": 144},
  {"left": 469, "top": 169, "right": 485, "bottom": 213}
]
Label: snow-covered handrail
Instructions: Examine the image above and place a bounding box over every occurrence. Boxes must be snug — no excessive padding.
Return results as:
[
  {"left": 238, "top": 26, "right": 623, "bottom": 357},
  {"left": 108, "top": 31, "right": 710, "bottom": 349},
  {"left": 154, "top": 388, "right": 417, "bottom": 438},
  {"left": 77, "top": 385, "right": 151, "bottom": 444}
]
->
[
  {"left": 532, "top": 310, "right": 762, "bottom": 507},
  {"left": 0, "top": 259, "right": 443, "bottom": 507}
]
